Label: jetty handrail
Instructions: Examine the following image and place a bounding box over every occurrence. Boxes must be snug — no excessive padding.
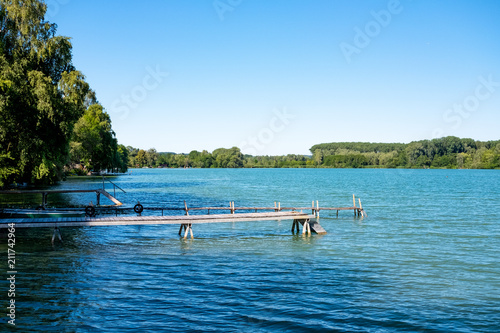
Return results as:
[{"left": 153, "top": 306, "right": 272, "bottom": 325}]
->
[
  {"left": 90, "top": 199, "right": 367, "bottom": 219},
  {"left": 102, "top": 176, "right": 126, "bottom": 194}
]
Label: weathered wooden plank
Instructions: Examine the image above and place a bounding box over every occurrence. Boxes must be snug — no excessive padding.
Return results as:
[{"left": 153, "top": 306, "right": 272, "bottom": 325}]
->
[
  {"left": 97, "top": 189, "right": 123, "bottom": 206},
  {"left": 0, "top": 212, "right": 314, "bottom": 228}
]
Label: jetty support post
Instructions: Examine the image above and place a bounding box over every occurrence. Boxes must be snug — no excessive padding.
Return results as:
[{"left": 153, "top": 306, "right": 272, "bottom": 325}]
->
[
  {"left": 179, "top": 224, "right": 186, "bottom": 236},
  {"left": 316, "top": 200, "right": 319, "bottom": 219},
  {"left": 96, "top": 191, "right": 101, "bottom": 206},
  {"left": 183, "top": 224, "right": 193, "bottom": 239},
  {"left": 51, "top": 227, "right": 63, "bottom": 245},
  {"left": 358, "top": 198, "right": 367, "bottom": 218},
  {"left": 179, "top": 201, "right": 190, "bottom": 237},
  {"left": 291, "top": 219, "right": 300, "bottom": 234},
  {"left": 302, "top": 219, "right": 311, "bottom": 236},
  {"left": 311, "top": 201, "right": 315, "bottom": 215},
  {"left": 42, "top": 192, "right": 48, "bottom": 209},
  {"left": 353, "top": 194, "right": 356, "bottom": 217}
]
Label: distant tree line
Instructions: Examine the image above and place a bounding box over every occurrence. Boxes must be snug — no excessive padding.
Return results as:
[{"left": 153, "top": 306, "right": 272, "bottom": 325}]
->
[
  {"left": 129, "top": 137, "right": 500, "bottom": 170},
  {"left": 311, "top": 137, "right": 500, "bottom": 169},
  {"left": 127, "top": 146, "right": 314, "bottom": 169},
  {"left": 0, "top": 1, "right": 127, "bottom": 187}
]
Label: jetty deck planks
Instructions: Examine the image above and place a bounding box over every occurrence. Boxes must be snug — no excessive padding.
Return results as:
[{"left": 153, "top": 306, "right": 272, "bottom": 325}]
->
[{"left": 0, "top": 211, "right": 315, "bottom": 229}]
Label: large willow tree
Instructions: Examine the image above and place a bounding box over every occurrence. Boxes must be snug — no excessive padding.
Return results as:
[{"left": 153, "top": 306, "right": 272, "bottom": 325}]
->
[{"left": 0, "top": 0, "right": 90, "bottom": 186}]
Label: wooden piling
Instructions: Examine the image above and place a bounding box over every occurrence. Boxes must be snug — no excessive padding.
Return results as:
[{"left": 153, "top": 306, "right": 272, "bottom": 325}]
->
[
  {"left": 183, "top": 224, "right": 193, "bottom": 239},
  {"left": 51, "top": 227, "right": 62, "bottom": 245},
  {"left": 291, "top": 219, "right": 300, "bottom": 234},
  {"left": 184, "top": 201, "right": 189, "bottom": 216},
  {"left": 353, "top": 194, "right": 356, "bottom": 216},
  {"left": 178, "top": 224, "right": 185, "bottom": 236},
  {"left": 42, "top": 192, "right": 48, "bottom": 208},
  {"left": 316, "top": 200, "right": 319, "bottom": 219},
  {"left": 302, "top": 219, "right": 311, "bottom": 236}
]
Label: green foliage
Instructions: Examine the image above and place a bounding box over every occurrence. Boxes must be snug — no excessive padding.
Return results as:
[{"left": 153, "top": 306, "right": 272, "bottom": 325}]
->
[
  {"left": 69, "top": 104, "right": 119, "bottom": 172},
  {"left": 0, "top": 152, "right": 18, "bottom": 187},
  {"left": 0, "top": 0, "right": 90, "bottom": 185},
  {"left": 0, "top": 0, "right": 126, "bottom": 186},
  {"left": 323, "top": 154, "right": 368, "bottom": 168},
  {"left": 135, "top": 149, "right": 147, "bottom": 167},
  {"left": 312, "top": 137, "right": 500, "bottom": 169},
  {"left": 213, "top": 147, "right": 243, "bottom": 168},
  {"left": 310, "top": 142, "right": 405, "bottom": 154},
  {"left": 114, "top": 144, "right": 129, "bottom": 173}
]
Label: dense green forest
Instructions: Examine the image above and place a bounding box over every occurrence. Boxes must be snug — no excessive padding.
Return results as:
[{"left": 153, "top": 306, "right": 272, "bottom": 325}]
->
[
  {"left": 128, "top": 147, "right": 313, "bottom": 169},
  {"left": 311, "top": 137, "right": 500, "bottom": 169},
  {"left": 127, "top": 137, "right": 500, "bottom": 170},
  {"left": 0, "top": 0, "right": 127, "bottom": 187}
]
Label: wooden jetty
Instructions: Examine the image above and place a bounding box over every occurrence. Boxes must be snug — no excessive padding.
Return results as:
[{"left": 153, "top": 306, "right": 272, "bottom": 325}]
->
[
  {"left": 0, "top": 211, "right": 322, "bottom": 243},
  {"left": 0, "top": 194, "right": 367, "bottom": 243}
]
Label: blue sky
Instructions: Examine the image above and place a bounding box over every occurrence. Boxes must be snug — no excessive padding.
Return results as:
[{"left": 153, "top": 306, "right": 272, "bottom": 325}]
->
[{"left": 50, "top": 0, "right": 500, "bottom": 155}]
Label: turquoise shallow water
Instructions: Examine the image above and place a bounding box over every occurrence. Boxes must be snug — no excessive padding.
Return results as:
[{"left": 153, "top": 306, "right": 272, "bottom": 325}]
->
[{"left": 1, "top": 168, "right": 500, "bottom": 332}]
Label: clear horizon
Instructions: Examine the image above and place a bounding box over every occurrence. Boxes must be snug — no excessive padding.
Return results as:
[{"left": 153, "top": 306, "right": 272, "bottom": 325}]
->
[{"left": 51, "top": 0, "right": 500, "bottom": 155}]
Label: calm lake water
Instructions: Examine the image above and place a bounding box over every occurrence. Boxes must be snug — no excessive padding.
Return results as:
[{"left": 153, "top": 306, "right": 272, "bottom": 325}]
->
[{"left": 1, "top": 168, "right": 500, "bottom": 332}]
